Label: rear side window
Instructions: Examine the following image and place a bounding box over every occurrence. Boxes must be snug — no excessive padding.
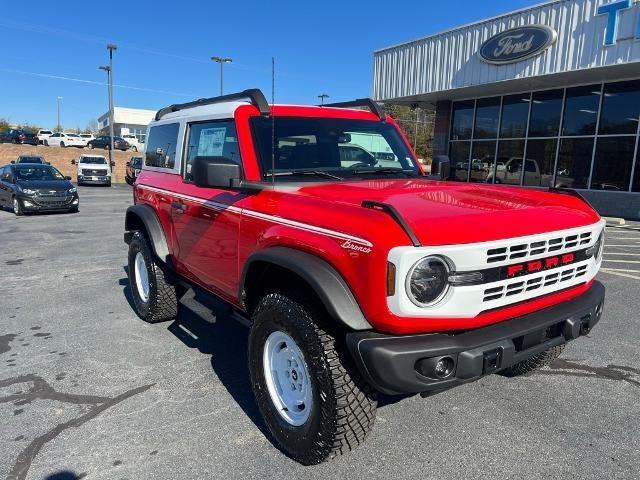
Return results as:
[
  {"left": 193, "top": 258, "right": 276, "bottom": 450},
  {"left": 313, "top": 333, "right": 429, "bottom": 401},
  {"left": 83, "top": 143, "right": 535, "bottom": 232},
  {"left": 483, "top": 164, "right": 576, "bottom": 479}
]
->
[
  {"left": 145, "top": 123, "right": 179, "bottom": 169},
  {"left": 184, "top": 120, "right": 240, "bottom": 182}
]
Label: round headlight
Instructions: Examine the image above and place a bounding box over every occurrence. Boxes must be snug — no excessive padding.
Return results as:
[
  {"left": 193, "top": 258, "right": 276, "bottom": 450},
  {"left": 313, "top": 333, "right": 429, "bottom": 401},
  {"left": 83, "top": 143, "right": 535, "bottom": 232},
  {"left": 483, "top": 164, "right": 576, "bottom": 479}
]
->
[{"left": 405, "top": 256, "right": 451, "bottom": 307}]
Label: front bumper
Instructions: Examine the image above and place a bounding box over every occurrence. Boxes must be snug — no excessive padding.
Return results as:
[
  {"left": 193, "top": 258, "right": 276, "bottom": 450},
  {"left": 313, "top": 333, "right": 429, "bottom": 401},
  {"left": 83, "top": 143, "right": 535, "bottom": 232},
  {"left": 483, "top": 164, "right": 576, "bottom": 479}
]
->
[
  {"left": 347, "top": 281, "right": 605, "bottom": 395},
  {"left": 19, "top": 194, "right": 79, "bottom": 212},
  {"left": 78, "top": 175, "right": 111, "bottom": 185}
]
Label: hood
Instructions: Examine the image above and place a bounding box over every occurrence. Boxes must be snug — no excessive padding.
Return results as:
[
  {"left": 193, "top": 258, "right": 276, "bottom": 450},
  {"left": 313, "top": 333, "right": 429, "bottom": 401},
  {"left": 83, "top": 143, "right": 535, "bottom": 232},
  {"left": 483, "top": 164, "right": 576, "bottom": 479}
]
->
[
  {"left": 17, "top": 179, "right": 73, "bottom": 192},
  {"left": 289, "top": 179, "right": 600, "bottom": 246}
]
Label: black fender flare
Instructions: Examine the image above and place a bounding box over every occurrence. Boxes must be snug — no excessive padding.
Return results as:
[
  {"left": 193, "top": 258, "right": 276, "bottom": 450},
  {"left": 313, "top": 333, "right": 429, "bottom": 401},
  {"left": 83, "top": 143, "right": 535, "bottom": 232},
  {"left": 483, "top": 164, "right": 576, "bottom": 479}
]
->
[
  {"left": 241, "top": 247, "right": 372, "bottom": 331},
  {"left": 124, "top": 204, "right": 171, "bottom": 265}
]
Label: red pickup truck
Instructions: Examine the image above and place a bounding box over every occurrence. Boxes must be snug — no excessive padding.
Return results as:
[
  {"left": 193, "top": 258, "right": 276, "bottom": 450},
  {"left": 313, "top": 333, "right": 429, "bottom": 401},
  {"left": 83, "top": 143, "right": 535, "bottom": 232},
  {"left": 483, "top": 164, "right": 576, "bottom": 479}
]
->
[{"left": 124, "top": 89, "right": 606, "bottom": 464}]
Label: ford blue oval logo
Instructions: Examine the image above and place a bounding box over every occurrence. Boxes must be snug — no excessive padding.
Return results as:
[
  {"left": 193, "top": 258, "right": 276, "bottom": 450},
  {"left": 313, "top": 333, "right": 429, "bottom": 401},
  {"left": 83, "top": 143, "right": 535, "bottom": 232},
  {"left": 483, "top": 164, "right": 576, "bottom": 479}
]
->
[{"left": 479, "top": 25, "right": 557, "bottom": 65}]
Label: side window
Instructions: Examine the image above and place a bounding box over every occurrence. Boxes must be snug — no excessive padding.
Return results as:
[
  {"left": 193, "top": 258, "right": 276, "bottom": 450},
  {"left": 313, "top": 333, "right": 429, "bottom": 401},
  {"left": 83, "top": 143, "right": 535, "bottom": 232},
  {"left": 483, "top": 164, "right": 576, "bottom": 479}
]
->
[
  {"left": 184, "top": 120, "right": 240, "bottom": 181},
  {"left": 145, "top": 123, "right": 180, "bottom": 169}
]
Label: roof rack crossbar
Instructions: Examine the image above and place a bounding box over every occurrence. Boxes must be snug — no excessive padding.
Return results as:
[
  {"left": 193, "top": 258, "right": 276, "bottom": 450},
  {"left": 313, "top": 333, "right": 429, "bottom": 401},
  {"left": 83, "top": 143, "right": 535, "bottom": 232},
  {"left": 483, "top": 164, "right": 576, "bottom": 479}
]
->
[
  {"left": 320, "top": 98, "right": 386, "bottom": 121},
  {"left": 155, "top": 88, "right": 270, "bottom": 121}
]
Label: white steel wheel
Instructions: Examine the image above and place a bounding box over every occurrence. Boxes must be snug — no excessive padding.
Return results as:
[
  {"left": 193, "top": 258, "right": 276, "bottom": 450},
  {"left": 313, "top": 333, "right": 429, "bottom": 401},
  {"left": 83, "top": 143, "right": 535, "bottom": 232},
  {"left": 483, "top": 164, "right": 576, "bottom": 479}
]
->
[
  {"left": 134, "top": 251, "right": 150, "bottom": 302},
  {"left": 263, "top": 330, "right": 313, "bottom": 426}
]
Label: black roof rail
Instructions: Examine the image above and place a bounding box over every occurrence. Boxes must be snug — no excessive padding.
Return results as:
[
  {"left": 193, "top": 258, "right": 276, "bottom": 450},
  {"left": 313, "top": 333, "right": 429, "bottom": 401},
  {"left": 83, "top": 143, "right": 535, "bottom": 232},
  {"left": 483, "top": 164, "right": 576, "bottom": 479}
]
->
[
  {"left": 320, "top": 98, "right": 386, "bottom": 122},
  {"left": 155, "top": 88, "right": 270, "bottom": 121}
]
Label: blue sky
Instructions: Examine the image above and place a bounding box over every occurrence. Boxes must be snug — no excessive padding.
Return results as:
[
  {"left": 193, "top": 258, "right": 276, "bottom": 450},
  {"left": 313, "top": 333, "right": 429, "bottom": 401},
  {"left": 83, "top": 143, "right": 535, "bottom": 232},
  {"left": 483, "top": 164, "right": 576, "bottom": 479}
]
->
[{"left": 0, "top": 0, "right": 535, "bottom": 130}]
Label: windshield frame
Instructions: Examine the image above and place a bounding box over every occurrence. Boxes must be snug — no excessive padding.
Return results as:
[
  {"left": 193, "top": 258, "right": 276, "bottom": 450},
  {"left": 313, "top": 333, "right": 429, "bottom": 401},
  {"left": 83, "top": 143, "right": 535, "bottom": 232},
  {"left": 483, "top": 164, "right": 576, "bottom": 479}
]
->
[{"left": 250, "top": 116, "right": 421, "bottom": 182}]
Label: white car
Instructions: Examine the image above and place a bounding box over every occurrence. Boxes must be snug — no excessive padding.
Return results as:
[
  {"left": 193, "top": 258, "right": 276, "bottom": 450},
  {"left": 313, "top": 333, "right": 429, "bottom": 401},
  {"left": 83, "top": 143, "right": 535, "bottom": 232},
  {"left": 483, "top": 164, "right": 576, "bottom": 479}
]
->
[
  {"left": 73, "top": 154, "right": 113, "bottom": 186},
  {"left": 121, "top": 134, "right": 143, "bottom": 152},
  {"left": 37, "top": 129, "right": 53, "bottom": 145},
  {"left": 46, "top": 132, "right": 85, "bottom": 148},
  {"left": 78, "top": 133, "right": 95, "bottom": 147}
]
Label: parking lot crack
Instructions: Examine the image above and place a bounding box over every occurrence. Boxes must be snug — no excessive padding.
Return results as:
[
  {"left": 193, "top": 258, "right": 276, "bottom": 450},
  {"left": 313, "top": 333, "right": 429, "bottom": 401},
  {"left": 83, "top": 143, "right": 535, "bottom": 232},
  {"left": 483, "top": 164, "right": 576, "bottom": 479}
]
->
[{"left": 2, "top": 374, "right": 154, "bottom": 480}]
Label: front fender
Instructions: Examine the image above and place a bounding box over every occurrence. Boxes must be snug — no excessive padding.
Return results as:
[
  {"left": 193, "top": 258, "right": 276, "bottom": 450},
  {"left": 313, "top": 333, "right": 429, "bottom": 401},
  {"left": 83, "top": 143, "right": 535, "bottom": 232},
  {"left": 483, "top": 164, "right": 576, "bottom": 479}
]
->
[{"left": 241, "top": 246, "right": 373, "bottom": 331}]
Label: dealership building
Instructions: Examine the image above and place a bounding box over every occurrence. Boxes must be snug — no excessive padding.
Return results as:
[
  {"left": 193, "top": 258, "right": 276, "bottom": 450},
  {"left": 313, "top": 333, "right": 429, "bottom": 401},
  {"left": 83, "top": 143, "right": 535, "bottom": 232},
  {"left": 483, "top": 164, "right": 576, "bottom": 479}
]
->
[
  {"left": 373, "top": 0, "right": 640, "bottom": 218},
  {"left": 97, "top": 107, "right": 155, "bottom": 143}
]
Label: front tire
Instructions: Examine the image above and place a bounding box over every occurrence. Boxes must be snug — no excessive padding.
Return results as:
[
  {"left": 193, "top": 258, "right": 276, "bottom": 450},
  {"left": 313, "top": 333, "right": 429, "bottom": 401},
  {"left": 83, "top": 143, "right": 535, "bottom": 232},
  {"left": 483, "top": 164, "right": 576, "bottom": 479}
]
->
[
  {"left": 248, "top": 292, "right": 377, "bottom": 465},
  {"left": 12, "top": 197, "right": 24, "bottom": 216},
  {"left": 127, "top": 231, "right": 178, "bottom": 323},
  {"left": 499, "top": 344, "right": 565, "bottom": 377}
]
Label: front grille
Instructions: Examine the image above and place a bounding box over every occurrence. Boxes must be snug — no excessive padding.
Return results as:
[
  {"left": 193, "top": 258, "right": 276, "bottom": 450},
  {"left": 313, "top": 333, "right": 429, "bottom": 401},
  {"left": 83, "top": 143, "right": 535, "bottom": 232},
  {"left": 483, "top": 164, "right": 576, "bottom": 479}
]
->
[
  {"left": 483, "top": 264, "right": 588, "bottom": 302},
  {"left": 487, "top": 232, "right": 591, "bottom": 264},
  {"left": 33, "top": 191, "right": 72, "bottom": 207},
  {"left": 82, "top": 169, "right": 108, "bottom": 176}
]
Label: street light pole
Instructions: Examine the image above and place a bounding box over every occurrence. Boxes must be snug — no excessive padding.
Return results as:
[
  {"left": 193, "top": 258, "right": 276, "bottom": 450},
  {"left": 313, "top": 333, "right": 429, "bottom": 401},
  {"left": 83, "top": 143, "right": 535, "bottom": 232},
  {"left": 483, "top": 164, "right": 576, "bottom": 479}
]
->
[
  {"left": 107, "top": 44, "right": 117, "bottom": 172},
  {"left": 211, "top": 56, "right": 232, "bottom": 95},
  {"left": 56, "top": 97, "right": 62, "bottom": 131},
  {"left": 318, "top": 93, "right": 329, "bottom": 106}
]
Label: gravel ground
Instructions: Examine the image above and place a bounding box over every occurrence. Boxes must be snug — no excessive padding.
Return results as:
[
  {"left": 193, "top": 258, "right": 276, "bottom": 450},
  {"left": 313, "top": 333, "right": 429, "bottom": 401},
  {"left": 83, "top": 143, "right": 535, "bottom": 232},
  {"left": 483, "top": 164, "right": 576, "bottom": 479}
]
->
[{"left": 0, "top": 185, "right": 638, "bottom": 480}]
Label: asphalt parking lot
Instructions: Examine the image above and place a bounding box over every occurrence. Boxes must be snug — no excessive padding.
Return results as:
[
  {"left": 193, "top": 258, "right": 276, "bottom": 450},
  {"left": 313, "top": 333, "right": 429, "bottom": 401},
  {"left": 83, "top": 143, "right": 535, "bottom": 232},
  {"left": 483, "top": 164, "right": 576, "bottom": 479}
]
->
[{"left": 1, "top": 186, "right": 639, "bottom": 480}]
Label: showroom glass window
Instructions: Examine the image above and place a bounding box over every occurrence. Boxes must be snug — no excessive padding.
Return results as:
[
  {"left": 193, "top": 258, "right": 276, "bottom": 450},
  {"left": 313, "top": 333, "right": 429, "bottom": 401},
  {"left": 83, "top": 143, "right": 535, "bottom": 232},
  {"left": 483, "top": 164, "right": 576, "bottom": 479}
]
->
[
  {"left": 561, "top": 85, "right": 600, "bottom": 136},
  {"left": 449, "top": 81, "right": 640, "bottom": 192},
  {"left": 449, "top": 100, "right": 474, "bottom": 181}
]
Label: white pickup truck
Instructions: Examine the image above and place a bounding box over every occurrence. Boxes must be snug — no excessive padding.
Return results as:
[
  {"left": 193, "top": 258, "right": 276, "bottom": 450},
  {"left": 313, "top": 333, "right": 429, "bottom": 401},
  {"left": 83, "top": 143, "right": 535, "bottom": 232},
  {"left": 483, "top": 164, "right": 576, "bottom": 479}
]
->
[{"left": 72, "top": 155, "right": 114, "bottom": 186}]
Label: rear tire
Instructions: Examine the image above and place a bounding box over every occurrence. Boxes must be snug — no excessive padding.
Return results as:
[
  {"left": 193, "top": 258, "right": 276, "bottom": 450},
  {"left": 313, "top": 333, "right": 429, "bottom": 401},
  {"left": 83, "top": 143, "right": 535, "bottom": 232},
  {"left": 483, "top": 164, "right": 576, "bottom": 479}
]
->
[
  {"left": 127, "top": 231, "right": 178, "bottom": 323},
  {"left": 499, "top": 344, "right": 565, "bottom": 377},
  {"left": 248, "top": 292, "right": 377, "bottom": 465}
]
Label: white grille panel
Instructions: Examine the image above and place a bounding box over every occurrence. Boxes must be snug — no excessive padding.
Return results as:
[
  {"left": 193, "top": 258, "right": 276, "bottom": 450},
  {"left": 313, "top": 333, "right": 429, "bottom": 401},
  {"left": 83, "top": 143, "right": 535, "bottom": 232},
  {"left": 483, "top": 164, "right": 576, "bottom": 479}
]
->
[
  {"left": 487, "top": 232, "right": 591, "bottom": 264},
  {"left": 483, "top": 264, "right": 589, "bottom": 303}
]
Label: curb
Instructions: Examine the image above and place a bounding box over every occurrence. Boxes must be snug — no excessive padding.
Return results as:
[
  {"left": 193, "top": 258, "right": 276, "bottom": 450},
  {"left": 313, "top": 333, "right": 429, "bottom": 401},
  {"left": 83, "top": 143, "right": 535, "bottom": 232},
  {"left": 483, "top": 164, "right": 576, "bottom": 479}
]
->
[{"left": 603, "top": 217, "right": 625, "bottom": 226}]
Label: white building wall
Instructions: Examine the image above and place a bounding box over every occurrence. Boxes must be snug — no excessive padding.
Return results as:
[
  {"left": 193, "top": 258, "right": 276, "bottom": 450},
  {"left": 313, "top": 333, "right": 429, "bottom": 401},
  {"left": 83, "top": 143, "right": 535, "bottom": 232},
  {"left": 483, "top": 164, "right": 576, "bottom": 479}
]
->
[{"left": 373, "top": 0, "right": 640, "bottom": 101}]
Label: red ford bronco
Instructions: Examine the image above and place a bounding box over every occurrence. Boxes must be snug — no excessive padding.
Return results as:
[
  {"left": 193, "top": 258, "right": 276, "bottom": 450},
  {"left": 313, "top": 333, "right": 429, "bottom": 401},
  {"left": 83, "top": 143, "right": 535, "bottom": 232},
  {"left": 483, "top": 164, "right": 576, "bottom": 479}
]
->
[{"left": 124, "top": 89, "right": 606, "bottom": 464}]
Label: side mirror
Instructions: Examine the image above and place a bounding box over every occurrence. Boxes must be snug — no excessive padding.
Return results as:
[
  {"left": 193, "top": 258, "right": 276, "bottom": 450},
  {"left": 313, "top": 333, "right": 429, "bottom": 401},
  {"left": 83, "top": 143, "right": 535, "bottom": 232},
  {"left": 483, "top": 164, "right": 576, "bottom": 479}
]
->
[
  {"left": 428, "top": 155, "right": 451, "bottom": 181},
  {"left": 71, "top": 159, "right": 76, "bottom": 165},
  {"left": 192, "top": 156, "right": 241, "bottom": 188},
  {"left": 110, "top": 161, "right": 115, "bottom": 167},
  {"left": 126, "top": 162, "right": 131, "bottom": 167},
  {"left": 65, "top": 176, "right": 72, "bottom": 180}
]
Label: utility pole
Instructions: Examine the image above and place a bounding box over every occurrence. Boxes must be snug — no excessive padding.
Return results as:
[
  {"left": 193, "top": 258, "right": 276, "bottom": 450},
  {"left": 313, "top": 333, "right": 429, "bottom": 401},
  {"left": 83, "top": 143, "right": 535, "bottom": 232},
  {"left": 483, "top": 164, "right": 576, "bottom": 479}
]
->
[
  {"left": 56, "top": 97, "right": 62, "bottom": 132},
  {"left": 318, "top": 93, "right": 329, "bottom": 106},
  {"left": 211, "top": 56, "right": 232, "bottom": 95},
  {"left": 99, "top": 43, "right": 117, "bottom": 181}
]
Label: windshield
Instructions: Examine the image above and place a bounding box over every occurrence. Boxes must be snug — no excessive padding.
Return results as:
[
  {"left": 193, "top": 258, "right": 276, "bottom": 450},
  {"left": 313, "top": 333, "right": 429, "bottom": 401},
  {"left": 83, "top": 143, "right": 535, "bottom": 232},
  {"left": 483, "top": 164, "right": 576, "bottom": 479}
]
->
[
  {"left": 80, "top": 156, "right": 107, "bottom": 165},
  {"left": 17, "top": 156, "right": 44, "bottom": 163},
  {"left": 251, "top": 117, "right": 419, "bottom": 181},
  {"left": 15, "top": 165, "right": 65, "bottom": 181}
]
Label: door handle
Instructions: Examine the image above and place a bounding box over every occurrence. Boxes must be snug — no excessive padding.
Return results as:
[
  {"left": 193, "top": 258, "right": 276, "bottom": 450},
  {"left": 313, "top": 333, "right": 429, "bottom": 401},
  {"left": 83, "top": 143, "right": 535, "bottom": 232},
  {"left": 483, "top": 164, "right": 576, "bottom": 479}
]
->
[{"left": 171, "top": 201, "right": 186, "bottom": 212}]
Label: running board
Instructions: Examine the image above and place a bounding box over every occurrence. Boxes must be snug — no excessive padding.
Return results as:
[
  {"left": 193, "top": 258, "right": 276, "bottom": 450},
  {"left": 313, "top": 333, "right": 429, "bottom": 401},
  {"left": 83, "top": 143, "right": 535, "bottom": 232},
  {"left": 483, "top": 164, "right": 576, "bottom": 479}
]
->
[{"left": 178, "top": 285, "right": 250, "bottom": 327}]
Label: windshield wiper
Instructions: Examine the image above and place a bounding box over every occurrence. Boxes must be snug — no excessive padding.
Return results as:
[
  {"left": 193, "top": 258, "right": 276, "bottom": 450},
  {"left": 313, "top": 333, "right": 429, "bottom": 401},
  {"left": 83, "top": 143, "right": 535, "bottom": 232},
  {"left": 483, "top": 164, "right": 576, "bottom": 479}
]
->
[
  {"left": 350, "top": 168, "right": 416, "bottom": 177},
  {"left": 265, "top": 170, "right": 344, "bottom": 180}
]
